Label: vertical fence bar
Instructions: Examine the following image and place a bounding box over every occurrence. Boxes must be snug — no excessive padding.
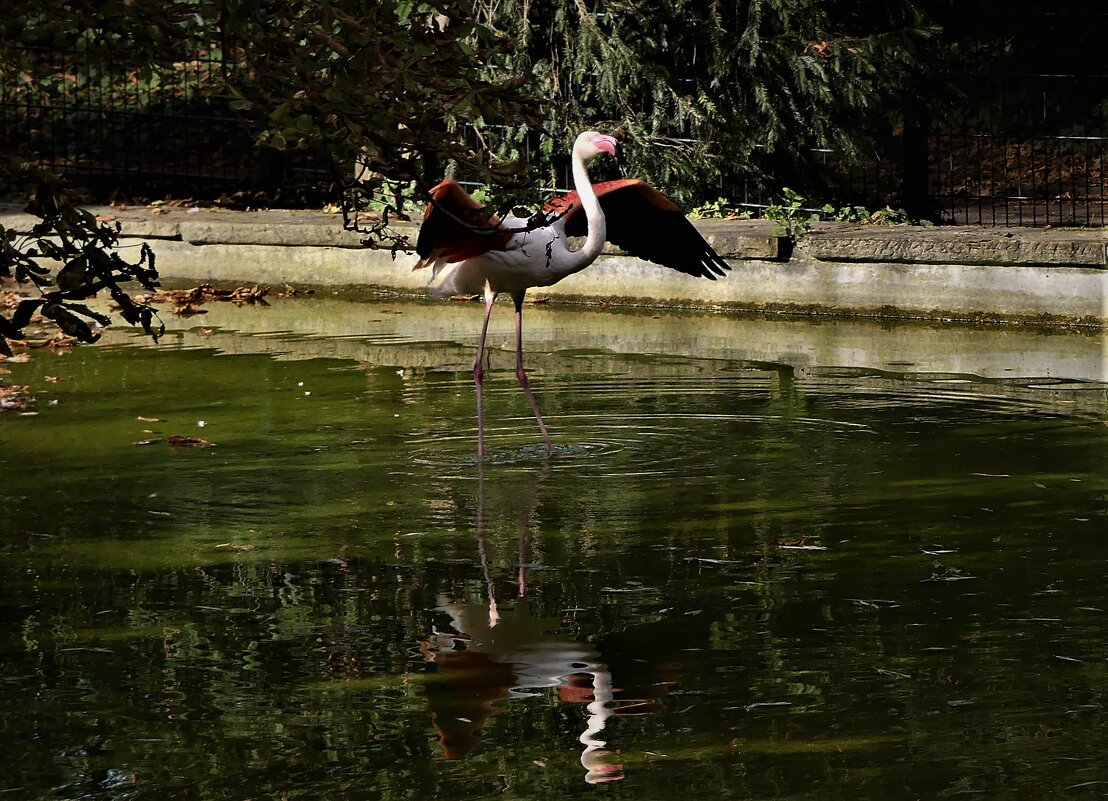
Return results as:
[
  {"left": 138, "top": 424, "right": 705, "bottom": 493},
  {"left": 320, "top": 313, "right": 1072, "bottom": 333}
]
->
[
  {"left": 1083, "top": 139, "right": 1090, "bottom": 226},
  {"left": 52, "top": 48, "right": 62, "bottom": 175},
  {"left": 1095, "top": 138, "right": 1103, "bottom": 226},
  {"left": 1061, "top": 138, "right": 1068, "bottom": 226},
  {"left": 1013, "top": 136, "right": 1022, "bottom": 227},
  {"left": 997, "top": 135, "right": 1005, "bottom": 227},
  {"left": 1054, "top": 138, "right": 1060, "bottom": 226},
  {"left": 1023, "top": 136, "right": 1032, "bottom": 226},
  {"left": 95, "top": 49, "right": 103, "bottom": 186},
  {"left": 939, "top": 132, "right": 948, "bottom": 222},
  {"left": 1094, "top": 139, "right": 1103, "bottom": 227},
  {"left": 963, "top": 132, "right": 972, "bottom": 225}
]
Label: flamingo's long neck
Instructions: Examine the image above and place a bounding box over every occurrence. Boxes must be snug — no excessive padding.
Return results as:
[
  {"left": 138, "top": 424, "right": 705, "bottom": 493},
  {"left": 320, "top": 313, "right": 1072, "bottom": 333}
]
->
[{"left": 561, "top": 145, "right": 607, "bottom": 275}]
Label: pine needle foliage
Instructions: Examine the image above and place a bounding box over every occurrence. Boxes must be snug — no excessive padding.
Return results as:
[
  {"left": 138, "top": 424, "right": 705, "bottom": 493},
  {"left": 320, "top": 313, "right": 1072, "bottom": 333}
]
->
[{"left": 477, "top": 0, "right": 935, "bottom": 205}]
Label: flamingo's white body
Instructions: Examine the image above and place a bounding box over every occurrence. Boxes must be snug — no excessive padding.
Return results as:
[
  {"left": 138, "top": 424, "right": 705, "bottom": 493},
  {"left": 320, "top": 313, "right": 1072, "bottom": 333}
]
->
[{"left": 414, "top": 131, "right": 731, "bottom": 458}]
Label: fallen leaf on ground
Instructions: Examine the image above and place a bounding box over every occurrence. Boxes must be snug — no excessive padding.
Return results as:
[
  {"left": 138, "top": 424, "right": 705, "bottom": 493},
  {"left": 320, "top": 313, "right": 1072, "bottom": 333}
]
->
[
  {"left": 278, "top": 284, "right": 315, "bottom": 297},
  {"left": 925, "top": 564, "right": 976, "bottom": 582},
  {"left": 0, "top": 384, "right": 35, "bottom": 412},
  {"left": 137, "top": 416, "right": 164, "bottom": 422},
  {"left": 172, "top": 304, "right": 208, "bottom": 317},
  {"left": 776, "top": 537, "right": 826, "bottom": 551},
  {"left": 167, "top": 434, "right": 215, "bottom": 448},
  {"left": 152, "top": 284, "right": 271, "bottom": 313},
  {"left": 41, "top": 334, "right": 78, "bottom": 348}
]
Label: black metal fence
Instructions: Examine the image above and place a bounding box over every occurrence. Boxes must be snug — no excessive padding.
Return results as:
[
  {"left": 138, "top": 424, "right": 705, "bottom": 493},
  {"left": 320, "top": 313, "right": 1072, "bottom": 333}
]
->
[
  {"left": 0, "top": 45, "right": 329, "bottom": 203},
  {"left": 928, "top": 4, "right": 1108, "bottom": 225},
  {"left": 934, "top": 129, "right": 1108, "bottom": 227},
  {"left": 932, "top": 68, "right": 1108, "bottom": 226},
  {"left": 4, "top": 8, "right": 1108, "bottom": 226}
]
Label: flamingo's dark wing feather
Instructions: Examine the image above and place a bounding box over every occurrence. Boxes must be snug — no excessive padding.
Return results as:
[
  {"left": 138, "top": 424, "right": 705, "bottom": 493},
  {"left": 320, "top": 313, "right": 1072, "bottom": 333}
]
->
[
  {"left": 415, "top": 179, "right": 510, "bottom": 267},
  {"left": 551, "top": 180, "right": 731, "bottom": 280}
]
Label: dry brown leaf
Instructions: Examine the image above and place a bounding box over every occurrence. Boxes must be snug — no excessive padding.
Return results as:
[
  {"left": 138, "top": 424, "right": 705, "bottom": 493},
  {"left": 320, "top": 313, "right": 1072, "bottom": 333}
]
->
[
  {"left": 42, "top": 334, "right": 78, "bottom": 349},
  {"left": 172, "top": 304, "right": 208, "bottom": 317},
  {"left": 167, "top": 434, "right": 214, "bottom": 448},
  {"left": 0, "top": 384, "right": 35, "bottom": 412}
]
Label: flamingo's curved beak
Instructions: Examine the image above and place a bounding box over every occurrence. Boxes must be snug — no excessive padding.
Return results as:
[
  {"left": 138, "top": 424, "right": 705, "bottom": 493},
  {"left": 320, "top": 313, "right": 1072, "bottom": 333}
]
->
[{"left": 591, "top": 134, "right": 619, "bottom": 157}]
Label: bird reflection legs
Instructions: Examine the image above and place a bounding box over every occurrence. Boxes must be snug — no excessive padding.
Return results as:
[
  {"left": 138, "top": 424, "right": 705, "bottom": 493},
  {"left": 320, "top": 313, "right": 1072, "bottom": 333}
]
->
[
  {"left": 475, "top": 460, "right": 549, "bottom": 625},
  {"left": 474, "top": 463, "right": 500, "bottom": 627},
  {"left": 511, "top": 291, "right": 554, "bottom": 456},
  {"left": 462, "top": 464, "right": 624, "bottom": 784}
]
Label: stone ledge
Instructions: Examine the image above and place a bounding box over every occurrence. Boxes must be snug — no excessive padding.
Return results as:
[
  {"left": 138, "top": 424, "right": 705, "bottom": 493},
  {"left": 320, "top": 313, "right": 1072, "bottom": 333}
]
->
[
  {"left": 6, "top": 203, "right": 1107, "bottom": 268},
  {"left": 807, "top": 224, "right": 1108, "bottom": 267},
  {"left": 0, "top": 205, "right": 782, "bottom": 259},
  {"left": 2, "top": 203, "right": 1105, "bottom": 325}
]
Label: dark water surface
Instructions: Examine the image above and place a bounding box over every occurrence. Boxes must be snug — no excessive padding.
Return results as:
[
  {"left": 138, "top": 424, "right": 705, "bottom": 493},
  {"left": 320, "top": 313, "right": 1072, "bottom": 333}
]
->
[{"left": 1, "top": 301, "right": 1107, "bottom": 799}]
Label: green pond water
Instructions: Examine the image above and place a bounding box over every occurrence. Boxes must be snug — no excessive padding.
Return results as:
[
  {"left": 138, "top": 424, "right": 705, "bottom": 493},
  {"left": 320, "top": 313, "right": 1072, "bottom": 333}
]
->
[{"left": 1, "top": 297, "right": 1107, "bottom": 799}]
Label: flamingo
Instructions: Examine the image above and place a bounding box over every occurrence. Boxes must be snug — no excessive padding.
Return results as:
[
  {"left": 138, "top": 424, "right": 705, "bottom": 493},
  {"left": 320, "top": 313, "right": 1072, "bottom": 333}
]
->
[{"left": 414, "top": 131, "right": 730, "bottom": 458}]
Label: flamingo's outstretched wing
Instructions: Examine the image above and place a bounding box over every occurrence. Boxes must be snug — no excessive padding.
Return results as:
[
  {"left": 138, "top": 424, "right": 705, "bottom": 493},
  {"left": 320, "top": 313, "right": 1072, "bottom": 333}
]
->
[
  {"left": 415, "top": 179, "right": 511, "bottom": 269},
  {"left": 547, "top": 179, "right": 731, "bottom": 280}
]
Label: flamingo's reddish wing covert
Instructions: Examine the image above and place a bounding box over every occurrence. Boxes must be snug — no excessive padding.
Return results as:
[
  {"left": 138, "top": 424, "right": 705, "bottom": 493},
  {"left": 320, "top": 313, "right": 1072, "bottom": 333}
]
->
[{"left": 415, "top": 178, "right": 512, "bottom": 267}]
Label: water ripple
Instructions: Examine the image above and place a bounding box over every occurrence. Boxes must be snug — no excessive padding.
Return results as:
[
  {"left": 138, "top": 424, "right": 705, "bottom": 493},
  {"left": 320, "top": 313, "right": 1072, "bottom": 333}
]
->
[
  {"left": 408, "top": 411, "right": 870, "bottom": 478},
  {"left": 404, "top": 366, "right": 1105, "bottom": 478}
]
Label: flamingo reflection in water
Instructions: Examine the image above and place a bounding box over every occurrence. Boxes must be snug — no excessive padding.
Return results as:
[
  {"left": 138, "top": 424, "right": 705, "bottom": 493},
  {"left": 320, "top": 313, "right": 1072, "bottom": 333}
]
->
[{"left": 418, "top": 467, "right": 677, "bottom": 784}]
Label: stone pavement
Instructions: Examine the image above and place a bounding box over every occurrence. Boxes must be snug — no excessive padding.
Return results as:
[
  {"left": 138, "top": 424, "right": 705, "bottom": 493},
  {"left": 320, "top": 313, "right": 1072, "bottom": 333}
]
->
[{"left": 2, "top": 203, "right": 1106, "bottom": 326}]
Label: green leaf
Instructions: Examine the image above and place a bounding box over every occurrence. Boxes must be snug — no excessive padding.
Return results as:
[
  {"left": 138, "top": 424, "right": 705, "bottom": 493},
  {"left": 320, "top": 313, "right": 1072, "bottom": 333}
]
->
[
  {"left": 56, "top": 255, "right": 89, "bottom": 291},
  {"left": 11, "top": 298, "right": 44, "bottom": 329},
  {"left": 40, "top": 304, "right": 96, "bottom": 342}
]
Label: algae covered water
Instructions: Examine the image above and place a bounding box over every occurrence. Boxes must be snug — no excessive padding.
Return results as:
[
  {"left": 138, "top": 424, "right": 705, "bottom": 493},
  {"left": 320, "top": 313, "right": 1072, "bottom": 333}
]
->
[{"left": 1, "top": 298, "right": 1106, "bottom": 799}]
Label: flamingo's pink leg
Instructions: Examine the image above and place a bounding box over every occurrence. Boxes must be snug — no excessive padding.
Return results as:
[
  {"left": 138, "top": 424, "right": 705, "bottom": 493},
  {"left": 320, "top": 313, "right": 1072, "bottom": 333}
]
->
[{"left": 474, "top": 284, "right": 497, "bottom": 460}]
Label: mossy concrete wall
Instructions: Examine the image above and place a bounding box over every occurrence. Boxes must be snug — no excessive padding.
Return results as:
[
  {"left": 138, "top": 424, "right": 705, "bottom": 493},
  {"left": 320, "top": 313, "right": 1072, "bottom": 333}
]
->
[{"left": 2, "top": 205, "right": 1106, "bottom": 326}]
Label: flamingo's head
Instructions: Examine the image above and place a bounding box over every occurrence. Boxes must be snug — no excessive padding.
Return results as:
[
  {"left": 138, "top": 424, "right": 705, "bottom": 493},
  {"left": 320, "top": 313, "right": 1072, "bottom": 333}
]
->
[{"left": 575, "top": 131, "right": 619, "bottom": 161}]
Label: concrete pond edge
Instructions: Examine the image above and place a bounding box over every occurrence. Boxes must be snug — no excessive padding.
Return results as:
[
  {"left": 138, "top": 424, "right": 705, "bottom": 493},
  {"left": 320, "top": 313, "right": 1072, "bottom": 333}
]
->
[{"left": 1, "top": 204, "right": 1106, "bottom": 329}]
